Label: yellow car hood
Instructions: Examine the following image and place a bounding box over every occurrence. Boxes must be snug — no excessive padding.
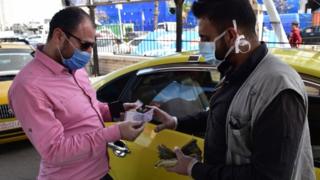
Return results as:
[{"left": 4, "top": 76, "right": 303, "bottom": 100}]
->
[{"left": 0, "top": 81, "right": 12, "bottom": 104}]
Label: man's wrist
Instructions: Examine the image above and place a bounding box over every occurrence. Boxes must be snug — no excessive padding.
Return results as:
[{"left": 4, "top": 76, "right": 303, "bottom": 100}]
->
[{"left": 187, "top": 159, "right": 198, "bottom": 176}]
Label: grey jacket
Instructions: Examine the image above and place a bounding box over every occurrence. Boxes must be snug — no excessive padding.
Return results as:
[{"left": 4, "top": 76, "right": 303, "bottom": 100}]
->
[{"left": 225, "top": 52, "right": 316, "bottom": 180}]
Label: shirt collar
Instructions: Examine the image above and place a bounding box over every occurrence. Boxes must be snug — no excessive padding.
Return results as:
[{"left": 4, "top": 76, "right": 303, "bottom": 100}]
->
[
  {"left": 218, "top": 42, "right": 268, "bottom": 84},
  {"left": 34, "top": 45, "right": 70, "bottom": 75}
]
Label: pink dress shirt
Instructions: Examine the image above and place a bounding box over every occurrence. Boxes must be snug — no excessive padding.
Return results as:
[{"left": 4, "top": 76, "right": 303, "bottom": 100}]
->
[{"left": 9, "top": 48, "right": 121, "bottom": 180}]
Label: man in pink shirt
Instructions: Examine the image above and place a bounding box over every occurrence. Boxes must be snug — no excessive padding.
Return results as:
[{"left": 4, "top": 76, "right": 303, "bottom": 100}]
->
[{"left": 9, "top": 7, "right": 144, "bottom": 180}]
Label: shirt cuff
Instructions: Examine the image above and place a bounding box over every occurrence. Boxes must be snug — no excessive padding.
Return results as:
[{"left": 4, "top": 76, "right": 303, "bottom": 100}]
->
[
  {"left": 172, "top": 116, "right": 178, "bottom": 130},
  {"left": 102, "top": 124, "right": 121, "bottom": 142},
  {"left": 187, "top": 159, "right": 198, "bottom": 176}
]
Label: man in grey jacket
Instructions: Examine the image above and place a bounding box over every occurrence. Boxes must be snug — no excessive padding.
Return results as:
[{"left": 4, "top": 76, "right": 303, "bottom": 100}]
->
[{"left": 150, "top": 0, "right": 315, "bottom": 179}]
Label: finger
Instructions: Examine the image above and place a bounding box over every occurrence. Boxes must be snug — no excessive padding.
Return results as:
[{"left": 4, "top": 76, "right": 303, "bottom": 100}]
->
[
  {"left": 130, "top": 123, "right": 145, "bottom": 141},
  {"left": 146, "top": 105, "right": 163, "bottom": 113},
  {"left": 135, "top": 123, "right": 145, "bottom": 133},
  {"left": 149, "top": 102, "right": 161, "bottom": 108},
  {"left": 150, "top": 106, "right": 169, "bottom": 117},
  {"left": 174, "top": 147, "right": 184, "bottom": 160},
  {"left": 155, "top": 124, "right": 166, "bottom": 133},
  {"left": 166, "top": 166, "right": 177, "bottom": 172},
  {"left": 146, "top": 106, "right": 160, "bottom": 117},
  {"left": 123, "top": 103, "right": 138, "bottom": 111},
  {"left": 133, "top": 121, "right": 144, "bottom": 130},
  {"left": 145, "top": 105, "right": 157, "bottom": 110},
  {"left": 132, "top": 121, "right": 144, "bottom": 130},
  {"left": 129, "top": 120, "right": 143, "bottom": 126}
]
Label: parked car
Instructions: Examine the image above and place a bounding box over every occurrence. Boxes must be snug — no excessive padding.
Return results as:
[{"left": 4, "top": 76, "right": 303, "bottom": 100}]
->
[
  {"left": 96, "top": 28, "right": 130, "bottom": 55},
  {"left": 96, "top": 37, "right": 130, "bottom": 55},
  {"left": 157, "top": 22, "right": 177, "bottom": 32},
  {"left": 26, "top": 34, "right": 46, "bottom": 48},
  {"left": 301, "top": 26, "right": 320, "bottom": 45},
  {"left": 0, "top": 38, "right": 34, "bottom": 144},
  {"left": 127, "top": 35, "right": 147, "bottom": 54},
  {"left": 132, "top": 29, "right": 199, "bottom": 57},
  {"left": 91, "top": 49, "right": 320, "bottom": 180}
]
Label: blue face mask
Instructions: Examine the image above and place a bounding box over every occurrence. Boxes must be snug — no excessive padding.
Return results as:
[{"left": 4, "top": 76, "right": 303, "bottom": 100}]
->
[
  {"left": 57, "top": 42, "right": 91, "bottom": 71},
  {"left": 57, "top": 32, "right": 92, "bottom": 71},
  {"left": 61, "top": 48, "right": 91, "bottom": 71},
  {"left": 199, "top": 42, "right": 219, "bottom": 65}
]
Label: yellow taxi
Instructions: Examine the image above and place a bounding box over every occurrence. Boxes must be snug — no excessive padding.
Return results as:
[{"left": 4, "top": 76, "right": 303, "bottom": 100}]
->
[
  {"left": 0, "top": 38, "right": 34, "bottom": 144},
  {"left": 91, "top": 49, "right": 320, "bottom": 179}
]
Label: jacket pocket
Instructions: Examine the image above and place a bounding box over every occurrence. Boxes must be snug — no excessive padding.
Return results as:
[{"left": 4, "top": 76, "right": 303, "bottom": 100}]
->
[{"left": 228, "top": 116, "right": 252, "bottom": 158}]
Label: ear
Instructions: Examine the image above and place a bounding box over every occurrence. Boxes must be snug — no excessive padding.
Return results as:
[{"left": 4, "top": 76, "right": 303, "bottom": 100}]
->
[
  {"left": 224, "top": 27, "right": 238, "bottom": 47},
  {"left": 52, "top": 28, "right": 65, "bottom": 45}
]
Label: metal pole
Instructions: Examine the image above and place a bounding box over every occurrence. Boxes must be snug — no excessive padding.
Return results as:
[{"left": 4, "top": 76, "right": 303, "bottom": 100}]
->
[
  {"left": 175, "top": 0, "right": 184, "bottom": 52},
  {"left": 89, "top": 5, "right": 100, "bottom": 76},
  {"left": 116, "top": 4, "right": 123, "bottom": 41},
  {"left": 263, "top": 0, "right": 289, "bottom": 48},
  {"left": 0, "top": 0, "right": 6, "bottom": 31},
  {"left": 154, "top": 0, "right": 159, "bottom": 30}
]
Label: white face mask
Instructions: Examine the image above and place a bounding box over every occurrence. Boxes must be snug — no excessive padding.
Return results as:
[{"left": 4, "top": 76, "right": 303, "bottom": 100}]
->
[
  {"left": 199, "top": 20, "right": 251, "bottom": 64},
  {"left": 199, "top": 42, "right": 218, "bottom": 65},
  {"left": 199, "top": 30, "right": 233, "bottom": 64}
]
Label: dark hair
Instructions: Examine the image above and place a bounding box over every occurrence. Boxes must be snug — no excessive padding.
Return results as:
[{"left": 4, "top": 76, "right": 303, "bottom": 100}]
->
[
  {"left": 192, "top": 0, "right": 257, "bottom": 35},
  {"left": 47, "top": 7, "right": 92, "bottom": 40}
]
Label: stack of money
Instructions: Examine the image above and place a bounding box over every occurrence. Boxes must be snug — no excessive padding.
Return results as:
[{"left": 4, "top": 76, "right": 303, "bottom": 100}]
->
[{"left": 155, "top": 139, "right": 202, "bottom": 168}]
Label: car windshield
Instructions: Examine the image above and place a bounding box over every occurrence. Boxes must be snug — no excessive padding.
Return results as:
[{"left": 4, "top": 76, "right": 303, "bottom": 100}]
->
[{"left": 0, "top": 50, "right": 32, "bottom": 71}]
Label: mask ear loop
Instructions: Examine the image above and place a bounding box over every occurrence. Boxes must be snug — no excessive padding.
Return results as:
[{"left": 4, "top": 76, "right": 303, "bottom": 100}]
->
[
  {"left": 233, "top": 19, "right": 237, "bottom": 32},
  {"left": 57, "top": 34, "right": 72, "bottom": 62},
  {"left": 57, "top": 46, "right": 65, "bottom": 60},
  {"left": 233, "top": 19, "right": 241, "bottom": 54},
  {"left": 224, "top": 46, "right": 235, "bottom": 60},
  {"left": 233, "top": 19, "right": 251, "bottom": 54},
  {"left": 63, "top": 34, "right": 77, "bottom": 49},
  {"left": 56, "top": 31, "right": 68, "bottom": 62}
]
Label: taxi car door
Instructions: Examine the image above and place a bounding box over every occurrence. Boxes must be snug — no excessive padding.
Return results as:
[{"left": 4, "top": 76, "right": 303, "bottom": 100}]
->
[{"left": 98, "top": 66, "right": 219, "bottom": 180}]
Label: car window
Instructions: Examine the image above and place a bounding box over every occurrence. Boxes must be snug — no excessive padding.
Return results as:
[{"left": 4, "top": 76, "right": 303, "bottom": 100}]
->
[
  {"left": 305, "top": 85, "right": 320, "bottom": 96},
  {"left": 131, "top": 70, "right": 218, "bottom": 119},
  {"left": 305, "top": 82, "right": 320, "bottom": 96},
  {"left": 304, "top": 81, "right": 320, "bottom": 166},
  {"left": 0, "top": 52, "right": 32, "bottom": 71},
  {"left": 96, "top": 72, "right": 134, "bottom": 103}
]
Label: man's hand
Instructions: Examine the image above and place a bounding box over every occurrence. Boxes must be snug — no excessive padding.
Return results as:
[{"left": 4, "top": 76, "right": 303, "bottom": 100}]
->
[
  {"left": 166, "top": 147, "right": 196, "bottom": 176},
  {"left": 147, "top": 106, "right": 177, "bottom": 132},
  {"left": 123, "top": 102, "right": 141, "bottom": 111},
  {"left": 118, "top": 121, "right": 144, "bottom": 141},
  {"left": 119, "top": 102, "right": 142, "bottom": 121}
]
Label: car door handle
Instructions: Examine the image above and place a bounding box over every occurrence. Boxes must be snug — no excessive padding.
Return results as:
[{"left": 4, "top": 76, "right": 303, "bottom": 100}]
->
[{"left": 108, "top": 140, "right": 131, "bottom": 158}]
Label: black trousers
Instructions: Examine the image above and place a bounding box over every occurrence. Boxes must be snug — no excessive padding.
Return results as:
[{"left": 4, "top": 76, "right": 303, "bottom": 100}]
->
[{"left": 100, "top": 173, "right": 113, "bottom": 180}]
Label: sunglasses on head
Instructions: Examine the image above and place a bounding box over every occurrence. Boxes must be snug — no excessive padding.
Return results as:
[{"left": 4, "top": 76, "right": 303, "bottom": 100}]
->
[{"left": 62, "top": 30, "right": 95, "bottom": 51}]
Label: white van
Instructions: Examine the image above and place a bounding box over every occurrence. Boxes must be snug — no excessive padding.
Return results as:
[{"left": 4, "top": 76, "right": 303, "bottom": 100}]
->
[{"left": 157, "top": 22, "right": 176, "bottom": 31}]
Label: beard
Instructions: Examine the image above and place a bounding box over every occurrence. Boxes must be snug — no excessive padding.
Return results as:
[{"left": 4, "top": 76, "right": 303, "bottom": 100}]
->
[
  {"left": 215, "top": 40, "right": 229, "bottom": 61},
  {"left": 58, "top": 40, "right": 73, "bottom": 60}
]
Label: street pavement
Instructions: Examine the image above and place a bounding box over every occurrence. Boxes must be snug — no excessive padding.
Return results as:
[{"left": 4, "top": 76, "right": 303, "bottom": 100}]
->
[{"left": 0, "top": 140, "right": 40, "bottom": 180}]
